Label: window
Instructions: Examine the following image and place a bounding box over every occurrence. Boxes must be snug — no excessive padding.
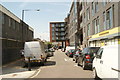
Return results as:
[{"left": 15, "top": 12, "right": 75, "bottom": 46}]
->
[
  {"left": 87, "top": 23, "right": 90, "bottom": 36},
  {"left": 87, "top": 8, "right": 90, "bottom": 21},
  {"left": 106, "top": 7, "right": 113, "bottom": 30},
  {"left": 51, "top": 24, "right": 54, "bottom": 27},
  {"left": 52, "top": 28, "right": 54, "bottom": 31},
  {"left": 61, "top": 32, "right": 65, "bottom": 35},
  {"left": 61, "top": 23, "right": 64, "bottom": 26},
  {"left": 92, "top": 19, "right": 96, "bottom": 34},
  {"left": 95, "top": 2, "right": 99, "bottom": 13},
  {"left": 13, "top": 20, "right": 15, "bottom": 29},
  {"left": 2, "top": 13, "right": 4, "bottom": 24},
  {"left": 52, "top": 37, "right": 55, "bottom": 40},
  {"left": 83, "top": 13, "right": 86, "bottom": 23},
  {"left": 92, "top": 2, "right": 95, "bottom": 16},
  {"left": 8, "top": 18, "right": 11, "bottom": 27},
  {"left": 96, "top": 17, "right": 100, "bottom": 33},
  {"left": 103, "top": 1, "right": 107, "bottom": 6},
  {"left": 103, "top": 12, "right": 106, "bottom": 30},
  {"left": 61, "top": 28, "right": 64, "bottom": 31},
  {"left": 96, "top": 48, "right": 103, "bottom": 59}
]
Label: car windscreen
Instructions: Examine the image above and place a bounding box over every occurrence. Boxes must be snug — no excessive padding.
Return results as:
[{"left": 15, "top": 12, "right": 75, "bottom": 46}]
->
[
  {"left": 82, "top": 47, "right": 100, "bottom": 54},
  {"left": 69, "top": 49, "right": 75, "bottom": 52}
]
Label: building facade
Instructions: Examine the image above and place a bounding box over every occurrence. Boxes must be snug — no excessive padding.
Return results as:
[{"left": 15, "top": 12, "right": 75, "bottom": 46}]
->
[
  {"left": 50, "top": 22, "right": 66, "bottom": 47},
  {"left": 68, "top": 2, "right": 80, "bottom": 49},
  {"left": 78, "top": 1, "right": 120, "bottom": 47},
  {"left": 0, "top": 5, "right": 34, "bottom": 64}
]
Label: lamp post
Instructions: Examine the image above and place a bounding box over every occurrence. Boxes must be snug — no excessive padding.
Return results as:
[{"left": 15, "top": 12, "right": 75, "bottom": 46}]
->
[
  {"left": 21, "top": 9, "right": 40, "bottom": 71},
  {"left": 21, "top": 9, "right": 40, "bottom": 45}
]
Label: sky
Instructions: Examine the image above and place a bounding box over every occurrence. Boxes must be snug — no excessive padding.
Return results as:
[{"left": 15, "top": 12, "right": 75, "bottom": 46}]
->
[{"left": 1, "top": 2, "right": 71, "bottom": 41}]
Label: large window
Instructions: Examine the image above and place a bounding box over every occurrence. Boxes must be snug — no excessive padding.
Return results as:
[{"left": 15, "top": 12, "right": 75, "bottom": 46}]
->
[
  {"left": 103, "top": 12, "right": 106, "bottom": 30},
  {"left": 92, "top": 19, "right": 96, "bottom": 34},
  {"left": 2, "top": 13, "right": 4, "bottom": 24},
  {"left": 95, "top": 2, "right": 99, "bottom": 13},
  {"left": 87, "top": 23, "right": 90, "bottom": 36},
  {"left": 96, "top": 17, "right": 100, "bottom": 33},
  {"left": 92, "top": 2, "right": 95, "bottom": 16},
  {"left": 106, "top": 7, "right": 113, "bottom": 30},
  {"left": 86, "top": 7, "right": 90, "bottom": 21}
]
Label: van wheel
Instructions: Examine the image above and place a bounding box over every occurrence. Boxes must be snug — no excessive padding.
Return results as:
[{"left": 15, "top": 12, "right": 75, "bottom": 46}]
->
[
  {"left": 93, "top": 68, "right": 100, "bottom": 80},
  {"left": 82, "top": 61, "right": 86, "bottom": 70},
  {"left": 45, "top": 59, "right": 47, "bottom": 62},
  {"left": 75, "top": 59, "right": 77, "bottom": 63}
]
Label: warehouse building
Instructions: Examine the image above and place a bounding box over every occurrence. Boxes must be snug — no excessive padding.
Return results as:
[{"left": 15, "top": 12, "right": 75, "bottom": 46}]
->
[{"left": 0, "top": 4, "right": 34, "bottom": 64}]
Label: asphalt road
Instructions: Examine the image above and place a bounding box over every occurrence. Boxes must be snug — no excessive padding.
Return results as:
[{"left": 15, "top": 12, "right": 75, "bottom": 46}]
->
[{"left": 34, "top": 50, "right": 93, "bottom": 78}]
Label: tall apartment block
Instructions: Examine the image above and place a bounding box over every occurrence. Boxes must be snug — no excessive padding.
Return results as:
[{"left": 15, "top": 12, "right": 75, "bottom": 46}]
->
[
  {"left": 78, "top": 1, "right": 120, "bottom": 47},
  {"left": 50, "top": 22, "right": 66, "bottom": 47}
]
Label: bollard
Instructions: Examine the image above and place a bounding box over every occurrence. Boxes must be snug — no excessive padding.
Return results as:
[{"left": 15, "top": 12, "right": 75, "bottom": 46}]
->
[{"left": 28, "top": 57, "right": 31, "bottom": 71}]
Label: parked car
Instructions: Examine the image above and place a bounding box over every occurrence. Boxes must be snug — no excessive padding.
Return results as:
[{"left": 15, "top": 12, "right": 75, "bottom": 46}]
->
[
  {"left": 23, "top": 41, "right": 47, "bottom": 66},
  {"left": 93, "top": 45, "right": 120, "bottom": 79},
  {"left": 77, "top": 47, "right": 100, "bottom": 70},
  {"left": 66, "top": 49, "right": 75, "bottom": 57},
  {"left": 49, "top": 48, "right": 55, "bottom": 52},
  {"left": 45, "top": 49, "right": 54, "bottom": 57},
  {"left": 73, "top": 49, "right": 82, "bottom": 63},
  {"left": 61, "top": 47, "right": 65, "bottom": 52}
]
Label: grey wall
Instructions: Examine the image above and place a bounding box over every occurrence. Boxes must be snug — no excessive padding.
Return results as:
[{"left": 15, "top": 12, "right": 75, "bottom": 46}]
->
[{"left": 0, "top": 10, "right": 2, "bottom": 75}]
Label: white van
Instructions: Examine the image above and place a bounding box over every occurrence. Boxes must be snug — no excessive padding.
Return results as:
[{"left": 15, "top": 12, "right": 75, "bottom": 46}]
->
[
  {"left": 23, "top": 41, "right": 47, "bottom": 66},
  {"left": 93, "top": 44, "right": 120, "bottom": 79},
  {"left": 65, "top": 46, "right": 75, "bottom": 53}
]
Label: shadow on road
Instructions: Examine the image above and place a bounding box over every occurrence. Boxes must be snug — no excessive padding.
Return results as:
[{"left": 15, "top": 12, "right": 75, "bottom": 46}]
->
[{"left": 44, "top": 61, "right": 56, "bottom": 66}]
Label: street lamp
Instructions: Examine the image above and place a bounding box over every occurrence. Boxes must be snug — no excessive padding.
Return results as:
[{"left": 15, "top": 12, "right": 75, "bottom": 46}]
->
[
  {"left": 22, "top": 9, "right": 40, "bottom": 21},
  {"left": 21, "top": 9, "right": 40, "bottom": 43},
  {"left": 21, "top": 9, "right": 40, "bottom": 71}
]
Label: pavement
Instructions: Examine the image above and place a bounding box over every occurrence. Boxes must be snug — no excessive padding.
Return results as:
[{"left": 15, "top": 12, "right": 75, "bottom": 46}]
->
[{"left": 0, "top": 58, "right": 42, "bottom": 79}]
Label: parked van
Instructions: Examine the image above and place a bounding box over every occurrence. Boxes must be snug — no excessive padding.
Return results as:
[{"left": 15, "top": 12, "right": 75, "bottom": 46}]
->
[
  {"left": 93, "top": 44, "right": 120, "bottom": 79},
  {"left": 65, "top": 46, "right": 75, "bottom": 53},
  {"left": 23, "top": 41, "right": 47, "bottom": 66}
]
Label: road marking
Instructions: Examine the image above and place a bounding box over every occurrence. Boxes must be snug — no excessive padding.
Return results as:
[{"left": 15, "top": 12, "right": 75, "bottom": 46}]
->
[
  {"left": 30, "top": 68, "right": 41, "bottom": 78},
  {"left": 64, "top": 58, "right": 67, "bottom": 61},
  {"left": 74, "top": 64, "right": 78, "bottom": 67}
]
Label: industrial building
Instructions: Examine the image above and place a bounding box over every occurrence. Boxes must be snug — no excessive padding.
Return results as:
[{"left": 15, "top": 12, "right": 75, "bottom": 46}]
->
[{"left": 0, "top": 4, "right": 34, "bottom": 64}]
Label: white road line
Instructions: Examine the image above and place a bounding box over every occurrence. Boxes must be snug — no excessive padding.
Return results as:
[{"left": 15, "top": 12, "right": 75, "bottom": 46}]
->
[
  {"left": 64, "top": 58, "right": 67, "bottom": 61},
  {"left": 74, "top": 64, "right": 78, "bottom": 67},
  {"left": 30, "top": 68, "right": 41, "bottom": 78}
]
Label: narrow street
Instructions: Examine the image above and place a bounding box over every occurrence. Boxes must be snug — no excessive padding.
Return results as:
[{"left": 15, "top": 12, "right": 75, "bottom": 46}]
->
[{"left": 33, "top": 50, "right": 93, "bottom": 78}]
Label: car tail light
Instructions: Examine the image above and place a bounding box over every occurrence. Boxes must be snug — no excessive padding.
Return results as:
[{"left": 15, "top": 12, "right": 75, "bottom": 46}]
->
[
  {"left": 86, "top": 55, "right": 90, "bottom": 59},
  {"left": 69, "top": 53, "right": 72, "bottom": 54},
  {"left": 86, "top": 61, "right": 90, "bottom": 63}
]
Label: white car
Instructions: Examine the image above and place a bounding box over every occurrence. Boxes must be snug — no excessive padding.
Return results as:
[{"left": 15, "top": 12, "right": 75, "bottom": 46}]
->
[{"left": 93, "top": 44, "right": 120, "bottom": 79}]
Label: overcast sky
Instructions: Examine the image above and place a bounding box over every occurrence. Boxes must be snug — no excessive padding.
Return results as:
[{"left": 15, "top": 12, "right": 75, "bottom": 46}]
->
[{"left": 1, "top": 2, "right": 71, "bottom": 41}]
